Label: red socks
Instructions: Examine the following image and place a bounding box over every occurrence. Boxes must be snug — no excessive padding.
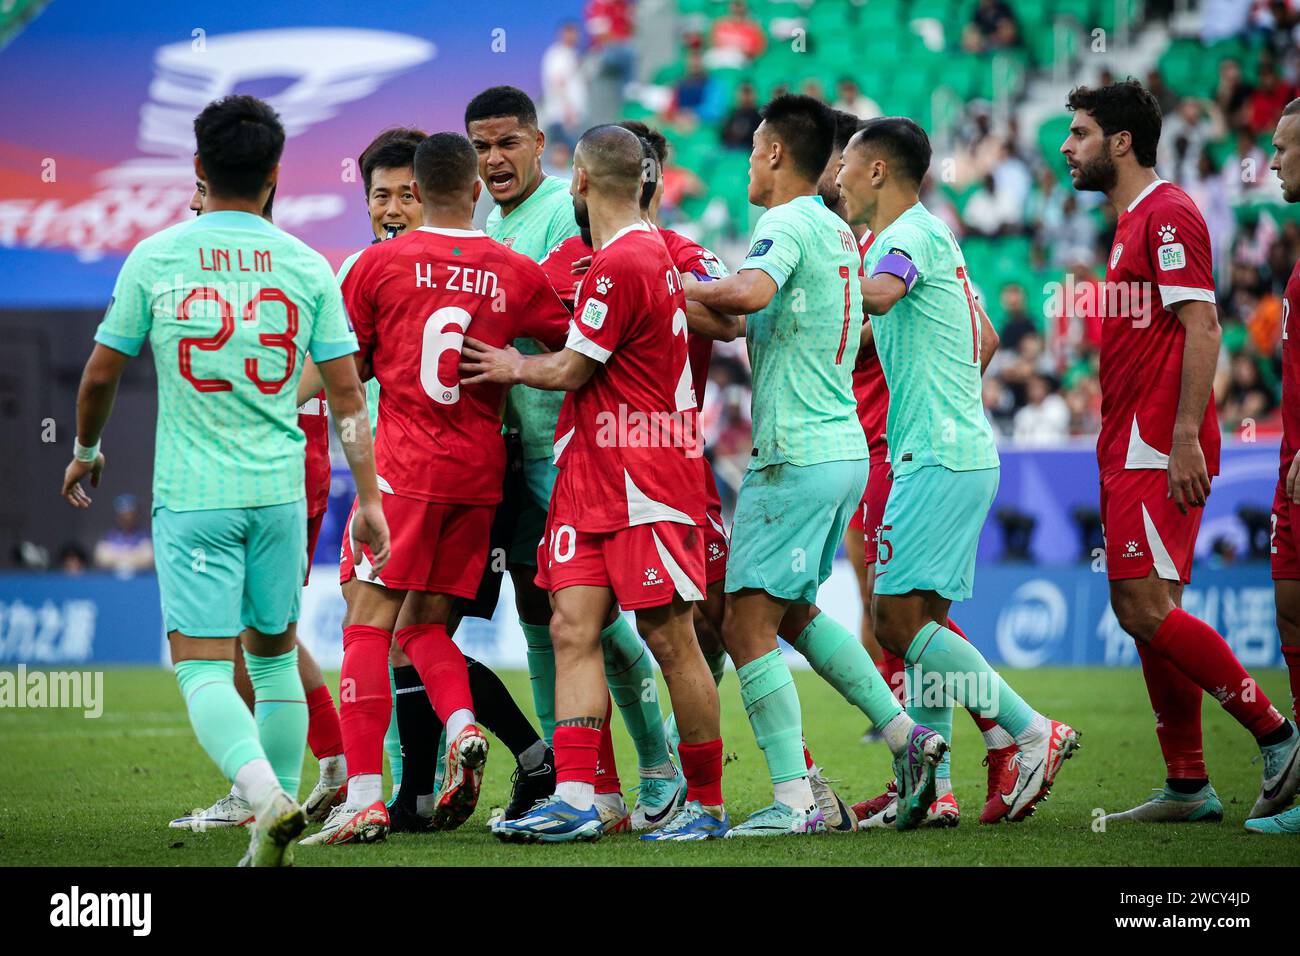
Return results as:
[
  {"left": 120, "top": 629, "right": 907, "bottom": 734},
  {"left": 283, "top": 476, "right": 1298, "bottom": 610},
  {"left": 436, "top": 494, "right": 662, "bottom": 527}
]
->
[
  {"left": 678, "top": 737, "right": 724, "bottom": 806},
  {"left": 879, "top": 651, "right": 906, "bottom": 703},
  {"left": 1283, "top": 645, "right": 1300, "bottom": 725},
  {"left": 595, "top": 695, "right": 620, "bottom": 794},
  {"left": 339, "top": 624, "right": 392, "bottom": 777},
  {"left": 1136, "top": 640, "right": 1207, "bottom": 779},
  {"left": 1149, "top": 609, "right": 1285, "bottom": 740},
  {"left": 802, "top": 738, "right": 814, "bottom": 770},
  {"left": 394, "top": 623, "right": 474, "bottom": 724},
  {"left": 555, "top": 725, "right": 600, "bottom": 787},
  {"left": 305, "top": 684, "right": 344, "bottom": 760}
]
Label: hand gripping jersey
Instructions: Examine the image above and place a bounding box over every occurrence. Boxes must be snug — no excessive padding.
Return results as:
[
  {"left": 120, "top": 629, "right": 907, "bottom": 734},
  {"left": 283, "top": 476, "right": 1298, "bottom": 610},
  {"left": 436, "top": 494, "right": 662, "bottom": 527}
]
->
[{"left": 340, "top": 226, "right": 571, "bottom": 505}]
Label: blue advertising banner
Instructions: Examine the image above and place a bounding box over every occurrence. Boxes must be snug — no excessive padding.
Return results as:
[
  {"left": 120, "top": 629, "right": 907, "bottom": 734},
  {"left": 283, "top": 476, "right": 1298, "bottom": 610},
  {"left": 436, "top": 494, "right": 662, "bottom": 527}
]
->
[{"left": 0, "top": 561, "right": 1286, "bottom": 671}]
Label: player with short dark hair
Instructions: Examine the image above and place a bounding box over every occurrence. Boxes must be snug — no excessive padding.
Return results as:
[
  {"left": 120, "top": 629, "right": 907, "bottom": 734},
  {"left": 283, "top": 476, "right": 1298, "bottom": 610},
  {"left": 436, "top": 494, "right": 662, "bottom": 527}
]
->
[
  {"left": 687, "top": 96, "right": 943, "bottom": 835},
  {"left": 167, "top": 171, "right": 350, "bottom": 835},
  {"left": 63, "top": 94, "right": 390, "bottom": 866},
  {"left": 840, "top": 117, "right": 1081, "bottom": 826},
  {"left": 302, "top": 131, "right": 574, "bottom": 847},
  {"left": 467, "top": 88, "right": 686, "bottom": 832},
  {"left": 465, "top": 124, "right": 728, "bottom": 842},
  {"left": 1250, "top": 99, "right": 1300, "bottom": 834},
  {"left": 1061, "top": 81, "right": 1299, "bottom": 826}
]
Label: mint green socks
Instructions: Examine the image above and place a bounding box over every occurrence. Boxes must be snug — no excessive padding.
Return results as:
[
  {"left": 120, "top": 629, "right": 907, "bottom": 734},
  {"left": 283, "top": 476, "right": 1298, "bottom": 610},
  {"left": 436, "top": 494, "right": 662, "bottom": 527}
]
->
[
  {"left": 704, "top": 646, "right": 728, "bottom": 686},
  {"left": 243, "top": 647, "right": 308, "bottom": 797},
  {"left": 904, "top": 622, "right": 1034, "bottom": 737},
  {"left": 383, "top": 665, "right": 403, "bottom": 793},
  {"left": 792, "top": 612, "right": 903, "bottom": 729},
  {"left": 905, "top": 664, "right": 953, "bottom": 780},
  {"left": 601, "top": 616, "right": 671, "bottom": 772},
  {"left": 174, "top": 659, "right": 267, "bottom": 783},
  {"left": 737, "top": 648, "right": 808, "bottom": 785},
  {"left": 522, "top": 622, "right": 556, "bottom": 745}
]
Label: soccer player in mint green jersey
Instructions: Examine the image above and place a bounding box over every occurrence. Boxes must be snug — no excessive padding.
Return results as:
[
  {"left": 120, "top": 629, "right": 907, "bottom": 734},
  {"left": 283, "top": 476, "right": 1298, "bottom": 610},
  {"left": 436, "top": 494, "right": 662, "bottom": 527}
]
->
[
  {"left": 687, "top": 95, "right": 945, "bottom": 835},
  {"left": 838, "top": 116, "right": 1080, "bottom": 824},
  {"left": 465, "top": 86, "right": 684, "bottom": 831},
  {"left": 60, "top": 95, "right": 391, "bottom": 866}
]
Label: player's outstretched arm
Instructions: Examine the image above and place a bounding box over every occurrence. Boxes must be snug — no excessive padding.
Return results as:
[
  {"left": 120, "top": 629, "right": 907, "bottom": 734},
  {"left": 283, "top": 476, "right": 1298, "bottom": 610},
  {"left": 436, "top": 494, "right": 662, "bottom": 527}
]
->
[
  {"left": 859, "top": 273, "right": 907, "bottom": 316},
  {"left": 295, "top": 356, "right": 324, "bottom": 407},
  {"left": 1168, "top": 298, "right": 1219, "bottom": 514},
  {"left": 683, "top": 269, "right": 776, "bottom": 316},
  {"left": 317, "top": 354, "right": 390, "bottom": 571},
  {"left": 61, "top": 344, "right": 129, "bottom": 508},
  {"left": 460, "top": 338, "right": 598, "bottom": 392},
  {"left": 685, "top": 299, "right": 741, "bottom": 342}
]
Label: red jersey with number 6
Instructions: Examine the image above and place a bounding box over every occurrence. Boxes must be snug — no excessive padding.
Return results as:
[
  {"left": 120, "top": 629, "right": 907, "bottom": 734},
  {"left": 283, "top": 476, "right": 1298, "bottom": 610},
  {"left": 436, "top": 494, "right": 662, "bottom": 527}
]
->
[
  {"left": 550, "top": 223, "right": 705, "bottom": 533},
  {"left": 341, "top": 226, "right": 570, "bottom": 505},
  {"left": 1099, "top": 180, "right": 1219, "bottom": 477}
]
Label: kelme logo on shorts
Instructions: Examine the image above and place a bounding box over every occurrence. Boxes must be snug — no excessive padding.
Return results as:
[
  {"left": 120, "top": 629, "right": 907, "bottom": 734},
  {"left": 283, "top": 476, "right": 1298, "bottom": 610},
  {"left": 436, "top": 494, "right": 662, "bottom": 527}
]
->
[{"left": 746, "top": 238, "right": 772, "bottom": 258}]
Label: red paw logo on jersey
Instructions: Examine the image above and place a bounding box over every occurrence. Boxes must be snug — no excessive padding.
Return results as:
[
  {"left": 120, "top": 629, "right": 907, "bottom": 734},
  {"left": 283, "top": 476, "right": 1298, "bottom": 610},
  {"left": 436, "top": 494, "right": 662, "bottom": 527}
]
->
[
  {"left": 594, "top": 275, "right": 614, "bottom": 294},
  {"left": 643, "top": 566, "right": 662, "bottom": 586}
]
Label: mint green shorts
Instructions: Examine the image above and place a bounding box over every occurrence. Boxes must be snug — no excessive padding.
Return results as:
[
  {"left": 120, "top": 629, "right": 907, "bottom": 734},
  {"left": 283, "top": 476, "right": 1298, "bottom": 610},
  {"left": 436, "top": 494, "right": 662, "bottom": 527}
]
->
[
  {"left": 874, "top": 465, "right": 999, "bottom": 602},
  {"left": 725, "top": 459, "right": 868, "bottom": 604},
  {"left": 509, "top": 456, "right": 558, "bottom": 566},
  {"left": 153, "top": 499, "right": 307, "bottom": 637}
]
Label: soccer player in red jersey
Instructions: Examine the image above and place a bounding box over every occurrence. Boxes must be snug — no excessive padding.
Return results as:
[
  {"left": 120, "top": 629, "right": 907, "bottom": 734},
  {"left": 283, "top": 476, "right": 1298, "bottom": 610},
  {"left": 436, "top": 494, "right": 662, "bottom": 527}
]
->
[
  {"left": 167, "top": 182, "right": 348, "bottom": 832},
  {"left": 1062, "top": 80, "right": 1298, "bottom": 825},
  {"left": 301, "top": 133, "right": 573, "bottom": 846},
  {"left": 1247, "top": 101, "right": 1300, "bottom": 833},
  {"left": 465, "top": 125, "right": 728, "bottom": 842}
]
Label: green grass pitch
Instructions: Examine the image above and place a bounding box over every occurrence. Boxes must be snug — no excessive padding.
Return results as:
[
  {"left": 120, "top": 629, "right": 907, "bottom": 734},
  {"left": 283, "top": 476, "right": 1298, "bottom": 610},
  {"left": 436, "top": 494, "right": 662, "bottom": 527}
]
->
[{"left": 1, "top": 666, "right": 1295, "bottom": 866}]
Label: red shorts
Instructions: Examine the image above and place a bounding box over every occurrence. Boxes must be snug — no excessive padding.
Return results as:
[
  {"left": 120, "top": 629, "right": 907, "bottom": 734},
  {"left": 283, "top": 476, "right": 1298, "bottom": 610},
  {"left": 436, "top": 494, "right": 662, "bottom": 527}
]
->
[
  {"left": 303, "top": 510, "right": 326, "bottom": 586},
  {"left": 535, "top": 517, "right": 707, "bottom": 610},
  {"left": 1100, "top": 469, "right": 1205, "bottom": 584},
  {"left": 340, "top": 493, "right": 493, "bottom": 597},
  {"left": 703, "top": 504, "right": 729, "bottom": 585},
  {"left": 1271, "top": 479, "right": 1300, "bottom": 579}
]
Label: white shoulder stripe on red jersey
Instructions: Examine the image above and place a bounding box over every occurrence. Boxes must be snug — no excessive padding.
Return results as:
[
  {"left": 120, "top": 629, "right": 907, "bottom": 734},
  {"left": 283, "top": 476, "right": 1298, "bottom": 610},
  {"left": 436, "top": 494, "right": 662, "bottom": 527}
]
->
[
  {"left": 1157, "top": 285, "right": 1216, "bottom": 309},
  {"left": 565, "top": 321, "right": 612, "bottom": 363}
]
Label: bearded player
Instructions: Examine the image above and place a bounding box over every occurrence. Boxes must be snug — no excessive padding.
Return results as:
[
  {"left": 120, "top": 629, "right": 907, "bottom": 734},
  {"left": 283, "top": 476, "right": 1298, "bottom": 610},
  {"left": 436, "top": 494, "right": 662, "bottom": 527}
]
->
[
  {"left": 1250, "top": 98, "right": 1300, "bottom": 835},
  {"left": 465, "top": 125, "right": 728, "bottom": 842},
  {"left": 1059, "top": 81, "right": 1299, "bottom": 825},
  {"left": 302, "top": 133, "right": 573, "bottom": 846},
  {"left": 467, "top": 87, "right": 686, "bottom": 829}
]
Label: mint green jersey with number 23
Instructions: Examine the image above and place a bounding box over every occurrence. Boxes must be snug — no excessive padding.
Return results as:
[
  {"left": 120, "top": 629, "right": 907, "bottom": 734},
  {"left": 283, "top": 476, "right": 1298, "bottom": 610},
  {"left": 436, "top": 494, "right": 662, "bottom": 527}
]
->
[{"left": 95, "top": 210, "right": 359, "bottom": 512}]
